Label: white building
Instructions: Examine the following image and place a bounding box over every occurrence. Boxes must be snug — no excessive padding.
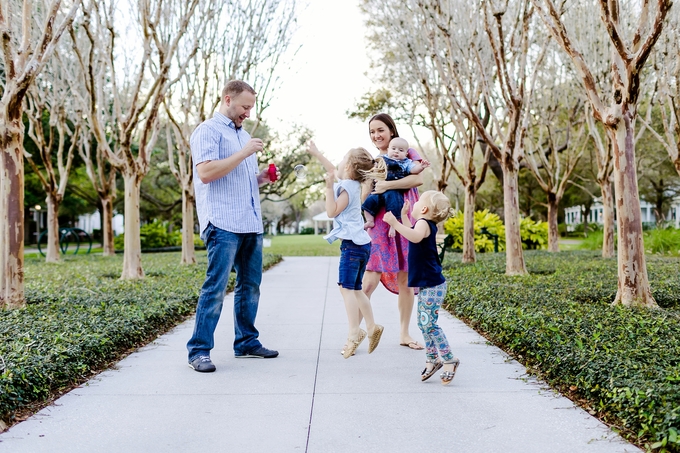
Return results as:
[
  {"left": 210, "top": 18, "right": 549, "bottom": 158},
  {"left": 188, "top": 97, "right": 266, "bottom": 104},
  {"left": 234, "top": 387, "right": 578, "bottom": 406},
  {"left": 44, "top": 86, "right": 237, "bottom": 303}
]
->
[
  {"left": 77, "top": 211, "right": 125, "bottom": 236},
  {"left": 564, "top": 198, "right": 680, "bottom": 229}
]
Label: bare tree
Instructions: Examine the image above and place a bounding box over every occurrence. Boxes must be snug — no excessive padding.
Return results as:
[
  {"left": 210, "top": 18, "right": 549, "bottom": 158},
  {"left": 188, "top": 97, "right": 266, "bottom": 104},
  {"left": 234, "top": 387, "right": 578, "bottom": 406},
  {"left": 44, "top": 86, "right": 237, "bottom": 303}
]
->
[
  {"left": 419, "top": 0, "right": 548, "bottom": 275},
  {"left": 163, "top": 0, "right": 298, "bottom": 265},
  {"left": 24, "top": 57, "right": 80, "bottom": 262},
  {"left": 0, "top": 0, "right": 81, "bottom": 308},
  {"left": 642, "top": 9, "right": 680, "bottom": 177},
  {"left": 524, "top": 67, "right": 587, "bottom": 252},
  {"left": 360, "top": 0, "right": 458, "bottom": 192},
  {"left": 420, "top": 0, "right": 497, "bottom": 263},
  {"left": 584, "top": 108, "right": 616, "bottom": 257},
  {"left": 74, "top": 0, "right": 212, "bottom": 279},
  {"left": 360, "top": 0, "right": 493, "bottom": 263},
  {"left": 67, "top": 8, "right": 118, "bottom": 257},
  {"left": 531, "top": 0, "right": 671, "bottom": 307}
]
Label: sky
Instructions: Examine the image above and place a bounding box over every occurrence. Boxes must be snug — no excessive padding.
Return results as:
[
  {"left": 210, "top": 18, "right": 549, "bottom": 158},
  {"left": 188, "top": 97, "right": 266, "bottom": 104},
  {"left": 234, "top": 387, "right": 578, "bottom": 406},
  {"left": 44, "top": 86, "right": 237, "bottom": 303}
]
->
[{"left": 264, "top": 0, "right": 420, "bottom": 164}]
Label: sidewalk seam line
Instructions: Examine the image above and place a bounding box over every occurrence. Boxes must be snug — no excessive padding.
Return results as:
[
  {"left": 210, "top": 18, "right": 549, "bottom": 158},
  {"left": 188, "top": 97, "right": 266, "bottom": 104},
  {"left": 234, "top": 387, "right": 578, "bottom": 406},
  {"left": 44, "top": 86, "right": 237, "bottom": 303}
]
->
[{"left": 305, "top": 256, "right": 331, "bottom": 452}]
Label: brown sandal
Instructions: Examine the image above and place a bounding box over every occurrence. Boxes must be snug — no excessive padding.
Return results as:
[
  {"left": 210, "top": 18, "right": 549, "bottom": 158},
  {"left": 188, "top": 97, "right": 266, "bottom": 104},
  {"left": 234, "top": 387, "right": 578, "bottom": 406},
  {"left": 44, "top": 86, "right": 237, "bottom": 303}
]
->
[{"left": 342, "top": 329, "right": 366, "bottom": 359}]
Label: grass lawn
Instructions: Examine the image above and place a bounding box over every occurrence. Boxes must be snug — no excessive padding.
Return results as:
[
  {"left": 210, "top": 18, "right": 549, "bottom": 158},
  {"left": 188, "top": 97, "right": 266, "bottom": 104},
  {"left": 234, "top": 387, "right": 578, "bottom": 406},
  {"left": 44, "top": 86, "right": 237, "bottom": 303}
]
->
[
  {"left": 558, "top": 238, "right": 584, "bottom": 251},
  {"left": 265, "top": 234, "right": 340, "bottom": 256}
]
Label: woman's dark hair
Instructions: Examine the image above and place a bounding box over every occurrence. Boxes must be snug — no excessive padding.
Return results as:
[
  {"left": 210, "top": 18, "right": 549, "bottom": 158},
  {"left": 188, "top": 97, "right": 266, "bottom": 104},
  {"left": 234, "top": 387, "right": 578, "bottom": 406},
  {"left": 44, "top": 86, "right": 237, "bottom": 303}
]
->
[{"left": 368, "top": 113, "right": 400, "bottom": 138}]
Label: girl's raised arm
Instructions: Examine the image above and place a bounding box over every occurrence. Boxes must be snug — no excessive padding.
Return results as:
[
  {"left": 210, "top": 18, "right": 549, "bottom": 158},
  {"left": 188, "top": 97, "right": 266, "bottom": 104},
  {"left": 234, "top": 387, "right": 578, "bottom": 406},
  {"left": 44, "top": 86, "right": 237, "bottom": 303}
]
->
[{"left": 307, "top": 140, "right": 336, "bottom": 174}]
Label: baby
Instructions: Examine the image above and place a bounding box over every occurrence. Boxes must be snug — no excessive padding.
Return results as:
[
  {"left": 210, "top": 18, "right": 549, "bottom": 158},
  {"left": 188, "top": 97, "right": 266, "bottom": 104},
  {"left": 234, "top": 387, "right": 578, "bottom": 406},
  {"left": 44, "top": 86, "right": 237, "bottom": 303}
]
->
[{"left": 362, "top": 137, "right": 429, "bottom": 237}]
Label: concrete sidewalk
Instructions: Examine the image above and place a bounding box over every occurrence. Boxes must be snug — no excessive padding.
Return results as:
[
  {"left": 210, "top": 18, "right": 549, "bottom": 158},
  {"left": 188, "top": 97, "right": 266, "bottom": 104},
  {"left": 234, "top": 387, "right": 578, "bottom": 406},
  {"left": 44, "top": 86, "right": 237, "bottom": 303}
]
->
[{"left": 0, "top": 257, "right": 640, "bottom": 452}]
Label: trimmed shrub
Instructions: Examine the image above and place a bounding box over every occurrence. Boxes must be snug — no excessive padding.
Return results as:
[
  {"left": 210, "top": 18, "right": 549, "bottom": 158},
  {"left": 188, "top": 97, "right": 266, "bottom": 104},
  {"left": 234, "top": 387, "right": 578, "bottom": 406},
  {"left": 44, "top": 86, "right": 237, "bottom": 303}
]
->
[
  {"left": 442, "top": 251, "right": 680, "bottom": 451},
  {"left": 0, "top": 251, "right": 282, "bottom": 425}
]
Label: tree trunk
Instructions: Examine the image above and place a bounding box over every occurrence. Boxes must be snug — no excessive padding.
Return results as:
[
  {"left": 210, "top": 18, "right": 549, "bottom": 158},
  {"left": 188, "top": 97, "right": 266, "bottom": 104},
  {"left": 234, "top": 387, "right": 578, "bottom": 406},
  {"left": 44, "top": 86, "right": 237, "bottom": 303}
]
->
[
  {"left": 180, "top": 187, "right": 196, "bottom": 265},
  {"left": 502, "top": 165, "right": 527, "bottom": 275},
  {"left": 101, "top": 196, "right": 116, "bottom": 257},
  {"left": 121, "top": 171, "right": 144, "bottom": 279},
  {"left": 547, "top": 193, "right": 559, "bottom": 252},
  {"left": 608, "top": 111, "right": 656, "bottom": 307},
  {"left": 45, "top": 194, "right": 61, "bottom": 263},
  {"left": 0, "top": 109, "right": 25, "bottom": 309},
  {"left": 462, "top": 183, "right": 476, "bottom": 263},
  {"left": 599, "top": 180, "right": 615, "bottom": 259}
]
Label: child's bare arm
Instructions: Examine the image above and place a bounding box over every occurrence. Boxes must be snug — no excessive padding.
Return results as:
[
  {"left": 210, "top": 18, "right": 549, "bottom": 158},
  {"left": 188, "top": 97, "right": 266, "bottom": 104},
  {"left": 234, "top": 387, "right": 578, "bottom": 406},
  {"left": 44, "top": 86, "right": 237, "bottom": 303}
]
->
[
  {"left": 401, "top": 200, "right": 412, "bottom": 228},
  {"left": 374, "top": 173, "right": 422, "bottom": 193},
  {"left": 307, "top": 140, "right": 336, "bottom": 174},
  {"left": 409, "top": 160, "right": 430, "bottom": 175},
  {"left": 324, "top": 172, "right": 349, "bottom": 218},
  {"left": 383, "top": 213, "right": 429, "bottom": 243}
]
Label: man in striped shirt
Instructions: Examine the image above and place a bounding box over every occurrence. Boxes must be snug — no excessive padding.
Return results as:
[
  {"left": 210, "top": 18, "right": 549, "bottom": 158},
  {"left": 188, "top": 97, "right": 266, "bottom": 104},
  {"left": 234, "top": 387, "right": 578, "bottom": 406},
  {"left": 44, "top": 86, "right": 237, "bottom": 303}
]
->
[{"left": 187, "top": 80, "right": 279, "bottom": 373}]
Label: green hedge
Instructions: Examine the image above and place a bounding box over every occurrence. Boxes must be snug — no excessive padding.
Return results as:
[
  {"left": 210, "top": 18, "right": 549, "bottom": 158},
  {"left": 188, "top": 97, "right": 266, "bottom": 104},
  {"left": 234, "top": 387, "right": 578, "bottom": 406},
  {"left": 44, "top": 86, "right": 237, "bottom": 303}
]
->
[
  {"left": 442, "top": 251, "right": 680, "bottom": 452},
  {"left": 0, "top": 251, "right": 282, "bottom": 425}
]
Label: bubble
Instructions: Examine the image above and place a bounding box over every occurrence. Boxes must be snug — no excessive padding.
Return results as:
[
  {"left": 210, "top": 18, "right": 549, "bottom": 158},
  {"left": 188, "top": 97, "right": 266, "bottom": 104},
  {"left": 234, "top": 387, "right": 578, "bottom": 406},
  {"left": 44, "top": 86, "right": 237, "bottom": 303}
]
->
[{"left": 294, "top": 164, "right": 307, "bottom": 179}]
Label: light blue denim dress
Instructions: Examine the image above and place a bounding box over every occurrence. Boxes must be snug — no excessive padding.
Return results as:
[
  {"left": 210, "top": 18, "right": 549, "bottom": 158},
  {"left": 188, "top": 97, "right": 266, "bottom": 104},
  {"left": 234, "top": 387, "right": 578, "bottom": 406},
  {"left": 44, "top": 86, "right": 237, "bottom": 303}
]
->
[{"left": 324, "top": 179, "right": 371, "bottom": 246}]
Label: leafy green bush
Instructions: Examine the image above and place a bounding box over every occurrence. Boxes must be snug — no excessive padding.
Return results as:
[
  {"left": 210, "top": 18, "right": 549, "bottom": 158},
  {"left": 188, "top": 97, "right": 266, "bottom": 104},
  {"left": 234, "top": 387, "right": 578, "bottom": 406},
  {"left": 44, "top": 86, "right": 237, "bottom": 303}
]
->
[
  {"left": 520, "top": 217, "right": 548, "bottom": 250},
  {"left": 0, "top": 251, "right": 282, "bottom": 425},
  {"left": 442, "top": 251, "right": 680, "bottom": 451},
  {"left": 443, "top": 209, "right": 506, "bottom": 252},
  {"left": 443, "top": 210, "right": 548, "bottom": 252},
  {"left": 114, "top": 220, "right": 201, "bottom": 250}
]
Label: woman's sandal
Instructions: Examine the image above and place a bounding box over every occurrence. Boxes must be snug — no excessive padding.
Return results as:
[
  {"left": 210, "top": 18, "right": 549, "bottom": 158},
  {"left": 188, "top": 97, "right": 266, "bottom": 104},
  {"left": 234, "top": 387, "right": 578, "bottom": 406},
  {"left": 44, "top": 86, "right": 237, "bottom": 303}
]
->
[
  {"left": 342, "top": 329, "right": 367, "bottom": 359},
  {"left": 440, "top": 358, "right": 460, "bottom": 385},
  {"left": 340, "top": 345, "right": 355, "bottom": 356},
  {"left": 421, "top": 359, "right": 443, "bottom": 382},
  {"left": 367, "top": 324, "right": 384, "bottom": 354}
]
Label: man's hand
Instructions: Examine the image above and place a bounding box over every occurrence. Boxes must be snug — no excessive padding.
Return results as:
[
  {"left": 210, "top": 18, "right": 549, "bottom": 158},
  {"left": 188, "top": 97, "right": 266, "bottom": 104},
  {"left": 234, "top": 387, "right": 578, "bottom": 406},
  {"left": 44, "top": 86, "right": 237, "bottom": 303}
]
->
[
  {"left": 258, "top": 167, "right": 280, "bottom": 185},
  {"left": 383, "top": 211, "right": 398, "bottom": 226},
  {"left": 243, "top": 138, "right": 264, "bottom": 156}
]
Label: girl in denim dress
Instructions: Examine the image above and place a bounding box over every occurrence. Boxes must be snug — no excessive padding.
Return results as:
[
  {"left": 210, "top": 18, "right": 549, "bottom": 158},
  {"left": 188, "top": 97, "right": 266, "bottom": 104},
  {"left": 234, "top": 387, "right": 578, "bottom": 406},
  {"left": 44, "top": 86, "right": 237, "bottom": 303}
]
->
[{"left": 307, "top": 141, "right": 388, "bottom": 359}]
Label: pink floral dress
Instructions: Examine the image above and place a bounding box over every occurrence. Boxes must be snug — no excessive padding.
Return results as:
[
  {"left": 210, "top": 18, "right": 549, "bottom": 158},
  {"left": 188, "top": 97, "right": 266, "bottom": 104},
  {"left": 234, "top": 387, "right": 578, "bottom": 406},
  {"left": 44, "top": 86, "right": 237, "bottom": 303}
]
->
[{"left": 366, "top": 148, "right": 421, "bottom": 294}]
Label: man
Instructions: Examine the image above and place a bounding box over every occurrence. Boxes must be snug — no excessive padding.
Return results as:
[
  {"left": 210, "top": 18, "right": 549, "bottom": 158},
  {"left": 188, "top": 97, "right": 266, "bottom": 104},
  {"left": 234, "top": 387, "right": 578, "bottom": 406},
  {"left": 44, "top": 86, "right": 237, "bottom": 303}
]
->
[{"left": 187, "top": 80, "right": 278, "bottom": 373}]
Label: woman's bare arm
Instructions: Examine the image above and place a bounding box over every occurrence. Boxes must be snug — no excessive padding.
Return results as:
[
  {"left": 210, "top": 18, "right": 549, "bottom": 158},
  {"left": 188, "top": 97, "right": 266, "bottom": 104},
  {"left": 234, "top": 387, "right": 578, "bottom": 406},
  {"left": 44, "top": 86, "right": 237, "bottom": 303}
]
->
[{"left": 373, "top": 173, "right": 422, "bottom": 193}]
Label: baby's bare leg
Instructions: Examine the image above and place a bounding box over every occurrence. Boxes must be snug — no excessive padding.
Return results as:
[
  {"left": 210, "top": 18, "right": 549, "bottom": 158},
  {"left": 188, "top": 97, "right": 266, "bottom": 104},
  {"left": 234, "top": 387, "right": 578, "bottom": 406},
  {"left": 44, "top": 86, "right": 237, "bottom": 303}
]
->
[{"left": 363, "top": 211, "right": 375, "bottom": 230}]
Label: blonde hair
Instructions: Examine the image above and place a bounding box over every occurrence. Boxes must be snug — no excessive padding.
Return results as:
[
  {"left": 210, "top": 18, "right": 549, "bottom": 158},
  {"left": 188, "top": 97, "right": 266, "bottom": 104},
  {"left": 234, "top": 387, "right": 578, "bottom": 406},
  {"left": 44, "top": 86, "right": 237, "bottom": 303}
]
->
[
  {"left": 345, "top": 147, "right": 387, "bottom": 182},
  {"left": 421, "top": 190, "right": 452, "bottom": 223}
]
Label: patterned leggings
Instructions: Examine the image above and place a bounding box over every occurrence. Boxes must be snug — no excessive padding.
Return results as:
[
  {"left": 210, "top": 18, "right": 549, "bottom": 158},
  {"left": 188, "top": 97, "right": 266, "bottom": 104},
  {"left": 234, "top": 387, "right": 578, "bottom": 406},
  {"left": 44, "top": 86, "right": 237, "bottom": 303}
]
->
[{"left": 417, "top": 282, "right": 453, "bottom": 362}]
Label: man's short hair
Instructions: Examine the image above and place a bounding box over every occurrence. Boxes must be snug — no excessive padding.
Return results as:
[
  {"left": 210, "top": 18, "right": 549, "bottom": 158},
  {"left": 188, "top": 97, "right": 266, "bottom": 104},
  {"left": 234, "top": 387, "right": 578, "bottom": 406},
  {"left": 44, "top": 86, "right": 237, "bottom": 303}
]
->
[{"left": 222, "top": 80, "right": 256, "bottom": 99}]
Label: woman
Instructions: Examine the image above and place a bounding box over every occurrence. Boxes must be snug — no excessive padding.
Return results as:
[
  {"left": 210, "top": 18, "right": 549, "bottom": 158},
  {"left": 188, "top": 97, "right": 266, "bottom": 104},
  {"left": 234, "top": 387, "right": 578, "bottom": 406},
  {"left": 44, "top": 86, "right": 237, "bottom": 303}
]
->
[{"left": 362, "top": 113, "right": 424, "bottom": 350}]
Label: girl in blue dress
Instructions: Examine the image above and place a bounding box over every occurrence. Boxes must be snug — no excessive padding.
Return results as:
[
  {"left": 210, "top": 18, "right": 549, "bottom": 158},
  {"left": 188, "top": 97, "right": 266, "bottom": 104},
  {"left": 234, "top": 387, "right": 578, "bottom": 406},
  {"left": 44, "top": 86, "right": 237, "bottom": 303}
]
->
[{"left": 307, "top": 141, "right": 388, "bottom": 359}]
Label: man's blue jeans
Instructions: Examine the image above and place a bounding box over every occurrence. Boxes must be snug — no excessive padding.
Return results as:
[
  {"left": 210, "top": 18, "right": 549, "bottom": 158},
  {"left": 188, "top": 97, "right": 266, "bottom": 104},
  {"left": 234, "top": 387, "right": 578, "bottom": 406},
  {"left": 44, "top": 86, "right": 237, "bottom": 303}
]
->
[{"left": 187, "top": 223, "right": 263, "bottom": 361}]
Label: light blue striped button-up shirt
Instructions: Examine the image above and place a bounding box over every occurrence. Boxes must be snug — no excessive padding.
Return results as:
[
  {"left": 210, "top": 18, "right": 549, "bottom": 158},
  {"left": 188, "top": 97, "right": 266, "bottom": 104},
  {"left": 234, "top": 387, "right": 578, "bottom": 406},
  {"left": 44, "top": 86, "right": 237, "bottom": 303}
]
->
[{"left": 191, "top": 112, "right": 263, "bottom": 237}]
